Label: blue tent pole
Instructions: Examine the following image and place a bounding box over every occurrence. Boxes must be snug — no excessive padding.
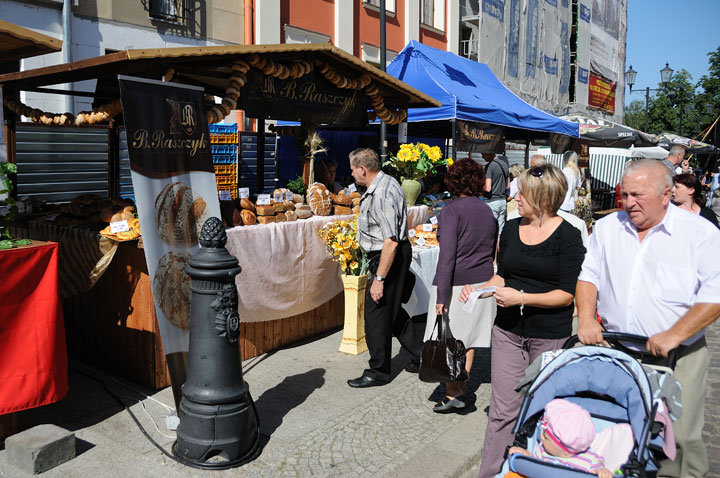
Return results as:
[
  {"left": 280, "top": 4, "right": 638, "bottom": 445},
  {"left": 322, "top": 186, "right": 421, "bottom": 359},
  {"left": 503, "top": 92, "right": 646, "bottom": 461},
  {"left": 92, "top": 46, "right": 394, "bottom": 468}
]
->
[{"left": 379, "top": 0, "right": 387, "bottom": 162}]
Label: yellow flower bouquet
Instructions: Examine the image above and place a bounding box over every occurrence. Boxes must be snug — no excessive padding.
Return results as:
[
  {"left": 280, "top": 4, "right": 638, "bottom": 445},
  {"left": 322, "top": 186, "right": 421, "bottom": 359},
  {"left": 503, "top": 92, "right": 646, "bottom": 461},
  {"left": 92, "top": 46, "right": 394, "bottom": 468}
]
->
[
  {"left": 317, "top": 215, "right": 369, "bottom": 276},
  {"left": 385, "top": 142, "right": 450, "bottom": 181}
]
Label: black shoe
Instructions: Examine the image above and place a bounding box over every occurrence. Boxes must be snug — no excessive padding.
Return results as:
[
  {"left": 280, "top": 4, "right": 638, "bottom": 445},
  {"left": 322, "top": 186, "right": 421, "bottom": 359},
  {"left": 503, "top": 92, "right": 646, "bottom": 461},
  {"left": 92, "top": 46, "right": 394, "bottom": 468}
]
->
[
  {"left": 404, "top": 362, "right": 420, "bottom": 373},
  {"left": 432, "top": 396, "right": 466, "bottom": 414},
  {"left": 347, "top": 375, "right": 388, "bottom": 388}
]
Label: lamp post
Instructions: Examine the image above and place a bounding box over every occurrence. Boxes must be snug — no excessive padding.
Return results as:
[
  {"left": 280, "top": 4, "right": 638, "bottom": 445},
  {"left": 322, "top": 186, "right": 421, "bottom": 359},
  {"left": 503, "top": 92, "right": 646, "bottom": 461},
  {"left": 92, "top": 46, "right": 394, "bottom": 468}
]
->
[{"left": 624, "top": 62, "right": 674, "bottom": 132}]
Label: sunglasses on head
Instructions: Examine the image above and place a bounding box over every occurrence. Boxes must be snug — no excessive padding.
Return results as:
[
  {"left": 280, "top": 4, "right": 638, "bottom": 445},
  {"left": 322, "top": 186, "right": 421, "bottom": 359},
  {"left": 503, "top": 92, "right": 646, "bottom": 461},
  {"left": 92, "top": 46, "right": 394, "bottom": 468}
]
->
[{"left": 530, "top": 166, "right": 544, "bottom": 178}]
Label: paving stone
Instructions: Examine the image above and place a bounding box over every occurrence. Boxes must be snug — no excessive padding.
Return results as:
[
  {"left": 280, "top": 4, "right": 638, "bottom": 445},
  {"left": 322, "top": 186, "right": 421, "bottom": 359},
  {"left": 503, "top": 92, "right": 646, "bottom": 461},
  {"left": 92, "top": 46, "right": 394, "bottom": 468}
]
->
[{"left": 5, "top": 424, "right": 75, "bottom": 474}]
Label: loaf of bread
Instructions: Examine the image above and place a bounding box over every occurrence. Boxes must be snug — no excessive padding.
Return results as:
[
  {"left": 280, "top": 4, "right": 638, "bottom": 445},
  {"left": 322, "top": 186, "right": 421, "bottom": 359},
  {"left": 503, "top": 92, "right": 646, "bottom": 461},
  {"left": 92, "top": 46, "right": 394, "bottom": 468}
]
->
[
  {"left": 257, "top": 215, "right": 275, "bottom": 225},
  {"left": 295, "top": 204, "right": 312, "bottom": 219},
  {"left": 349, "top": 191, "right": 361, "bottom": 199},
  {"left": 352, "top": 205, "right": 360, "bottom": 215},
  {"left": 241, "top": 209, "right": 257, "bottom": 225},
  {"left": 283, "top": 200, "right": 295, "bottom": 211},
  {"left": 307, "top": 182, "right": 332, "bottom": 216},
  {"left": 334, "top": 205, "right": 352, "bottom": 216},
  {"left": 272, "top": 202, "right": 286, "bottom": 213},
  {"left": 334, "top": 190, "right": 353, "bottom": 206},
  {"left": 232, "top": 208, "right": 243, "bottom": 227},
  {"left": 273, "top": 187, "right": 290, "bottom": 200},
  {"left": 240, "top": 198, "right": 255, "bottom": 211},
  {"left": 256, "top": 205, "right": 275, "bottom": 216},
  {"left": 292, "top": 193, "right": 304, "bottom": 204},
  {"left": 285, "top": 211, "right": 297, "bottom": 222},
  {"left": 275, "top": 213, "right": 287, "bottom": 223},
  {"left": 154, "top": 182, "right": 208, "bottom": 247},
  {"left": 352, "top": 197, "right": 361, "bottom": 207},
  {"left": 153, "top": 252, "right": 191, "bottom": 330}
]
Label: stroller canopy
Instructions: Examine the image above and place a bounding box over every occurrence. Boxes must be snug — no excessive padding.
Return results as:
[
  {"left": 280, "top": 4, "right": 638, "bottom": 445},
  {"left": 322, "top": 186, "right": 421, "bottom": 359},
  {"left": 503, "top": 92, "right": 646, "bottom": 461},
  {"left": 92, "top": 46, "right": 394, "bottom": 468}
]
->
[{"left": 518, "top": 347, "right": 654, "bottom": 445}]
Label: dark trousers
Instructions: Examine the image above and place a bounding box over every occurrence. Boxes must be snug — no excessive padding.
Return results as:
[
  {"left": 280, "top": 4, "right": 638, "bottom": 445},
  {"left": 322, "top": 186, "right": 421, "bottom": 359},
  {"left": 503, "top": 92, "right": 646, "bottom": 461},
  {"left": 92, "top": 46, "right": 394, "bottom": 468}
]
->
[{"left": 363, "top": 241, "right": 421, "bottom": 381}]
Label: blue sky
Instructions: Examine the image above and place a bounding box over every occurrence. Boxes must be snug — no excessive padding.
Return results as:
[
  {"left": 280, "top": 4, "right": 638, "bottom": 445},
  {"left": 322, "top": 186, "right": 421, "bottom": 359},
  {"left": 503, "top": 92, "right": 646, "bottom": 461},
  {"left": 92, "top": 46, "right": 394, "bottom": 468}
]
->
[{"left": 625, "top": 0, "right": 720, "bottom": 102}]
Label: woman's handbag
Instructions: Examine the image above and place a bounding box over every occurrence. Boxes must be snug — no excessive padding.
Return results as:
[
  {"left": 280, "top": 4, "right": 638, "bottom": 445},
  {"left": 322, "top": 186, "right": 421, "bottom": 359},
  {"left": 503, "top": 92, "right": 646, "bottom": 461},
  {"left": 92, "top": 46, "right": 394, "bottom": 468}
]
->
[{"left": 419, "top": 311, "right": 468, "bottom": 383}]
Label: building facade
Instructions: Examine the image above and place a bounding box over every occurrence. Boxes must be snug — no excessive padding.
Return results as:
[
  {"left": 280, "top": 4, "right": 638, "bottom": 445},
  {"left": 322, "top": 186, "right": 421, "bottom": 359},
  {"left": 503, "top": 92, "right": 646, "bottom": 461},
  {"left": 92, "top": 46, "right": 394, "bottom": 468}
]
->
[
  {"left": 0, "top": 0, "right": 245, "bottom": 114},
  {"left": 459, "top": 0, "right": 627, "bottom": 122}
]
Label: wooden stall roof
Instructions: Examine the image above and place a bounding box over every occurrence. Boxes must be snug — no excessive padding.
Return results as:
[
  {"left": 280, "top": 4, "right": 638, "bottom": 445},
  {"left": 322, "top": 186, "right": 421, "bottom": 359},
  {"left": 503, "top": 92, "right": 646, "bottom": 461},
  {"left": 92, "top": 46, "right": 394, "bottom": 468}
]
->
[
  {"left": 0, "top": 20, "right": 62, "bottom": 63},
  {"left": 0, "top": 43, "right": 440, "bottom": 109}
]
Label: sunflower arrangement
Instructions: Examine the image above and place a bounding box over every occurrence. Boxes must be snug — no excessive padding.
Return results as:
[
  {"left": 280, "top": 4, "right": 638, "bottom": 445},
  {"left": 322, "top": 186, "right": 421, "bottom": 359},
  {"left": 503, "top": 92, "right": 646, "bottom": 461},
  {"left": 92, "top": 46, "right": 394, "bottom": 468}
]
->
[
  {"left": 317, "top": 216, "right": 369, "bottom": 276},
  {"left": 385, "top": 142, "right": 451, "bottom": 181}
]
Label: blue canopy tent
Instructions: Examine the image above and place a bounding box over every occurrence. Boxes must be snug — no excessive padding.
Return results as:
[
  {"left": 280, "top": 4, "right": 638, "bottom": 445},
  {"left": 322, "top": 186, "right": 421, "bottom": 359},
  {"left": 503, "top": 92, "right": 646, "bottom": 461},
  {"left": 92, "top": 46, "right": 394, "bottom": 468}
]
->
[{"left": 384, "top": 41, "right": 579, "bottom": 156}]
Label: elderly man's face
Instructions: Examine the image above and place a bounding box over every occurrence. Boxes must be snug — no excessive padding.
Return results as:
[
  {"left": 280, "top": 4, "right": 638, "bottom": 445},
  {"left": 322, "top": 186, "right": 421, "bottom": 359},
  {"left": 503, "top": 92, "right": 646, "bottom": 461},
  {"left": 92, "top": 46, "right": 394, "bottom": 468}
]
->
[{"left": 621, "top": 170, "right": 671, "bottom": 231}]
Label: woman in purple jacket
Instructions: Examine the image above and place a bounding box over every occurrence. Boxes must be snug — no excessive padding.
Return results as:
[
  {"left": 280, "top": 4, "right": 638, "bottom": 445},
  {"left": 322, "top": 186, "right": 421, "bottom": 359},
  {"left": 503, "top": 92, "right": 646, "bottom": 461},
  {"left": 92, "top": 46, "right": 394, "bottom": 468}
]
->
[{"left": 424, "top": 158, "right": 497, "bottom": 413}]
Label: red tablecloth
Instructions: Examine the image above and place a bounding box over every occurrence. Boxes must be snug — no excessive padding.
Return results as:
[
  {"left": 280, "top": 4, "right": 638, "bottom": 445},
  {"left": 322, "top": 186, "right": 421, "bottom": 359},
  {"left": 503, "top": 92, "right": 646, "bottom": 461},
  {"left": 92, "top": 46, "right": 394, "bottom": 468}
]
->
[{"left": 0, "top": 241, "right": 68, "bottom": 414}]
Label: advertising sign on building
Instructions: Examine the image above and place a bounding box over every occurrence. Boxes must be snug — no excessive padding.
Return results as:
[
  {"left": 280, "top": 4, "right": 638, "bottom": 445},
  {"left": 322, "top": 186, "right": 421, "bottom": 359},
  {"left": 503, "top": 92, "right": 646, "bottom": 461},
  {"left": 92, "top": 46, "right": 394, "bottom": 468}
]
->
[
  {"left": 118, "top": 75, "right": 222, "bottom": 406},
  {"left": 588, "top": 74, "right": 616, "bottom": 114}
]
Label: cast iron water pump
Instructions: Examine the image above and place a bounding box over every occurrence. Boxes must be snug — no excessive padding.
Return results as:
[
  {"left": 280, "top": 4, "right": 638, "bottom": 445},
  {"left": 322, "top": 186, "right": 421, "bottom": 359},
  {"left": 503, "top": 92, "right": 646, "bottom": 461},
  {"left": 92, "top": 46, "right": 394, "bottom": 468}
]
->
[{"left": 172, "top": 217, "right": 260, "bottom": 469}]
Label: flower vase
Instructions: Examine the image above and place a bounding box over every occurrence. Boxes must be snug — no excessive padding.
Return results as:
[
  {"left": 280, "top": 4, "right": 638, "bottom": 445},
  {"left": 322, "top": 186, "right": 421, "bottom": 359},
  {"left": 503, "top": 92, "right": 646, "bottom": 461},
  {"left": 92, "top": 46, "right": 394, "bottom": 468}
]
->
[
  {"left": 401, "top": 178, "right": 422, "bottom": 206},
  {"left": 338, "top": 274, "right": 369, "bottom": 355}
]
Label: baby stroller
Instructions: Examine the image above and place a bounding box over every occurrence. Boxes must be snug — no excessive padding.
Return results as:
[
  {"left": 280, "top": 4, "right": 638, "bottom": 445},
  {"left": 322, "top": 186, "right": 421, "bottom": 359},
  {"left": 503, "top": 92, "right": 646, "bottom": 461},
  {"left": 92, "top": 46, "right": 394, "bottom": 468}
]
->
[{"left": 498, "top": 333, "right": 679, "bottom": 478}]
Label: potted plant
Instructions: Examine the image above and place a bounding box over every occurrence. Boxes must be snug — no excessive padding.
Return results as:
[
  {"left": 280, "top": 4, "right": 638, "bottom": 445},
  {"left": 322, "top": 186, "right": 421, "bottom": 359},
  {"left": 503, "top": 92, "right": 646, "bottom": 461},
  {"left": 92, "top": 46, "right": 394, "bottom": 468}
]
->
[
  {"left": 385, "top": 142, "right": 450, "bottom": 206},
  {"left": 317, "top": 216, "right": 369, "bottom": 355}
]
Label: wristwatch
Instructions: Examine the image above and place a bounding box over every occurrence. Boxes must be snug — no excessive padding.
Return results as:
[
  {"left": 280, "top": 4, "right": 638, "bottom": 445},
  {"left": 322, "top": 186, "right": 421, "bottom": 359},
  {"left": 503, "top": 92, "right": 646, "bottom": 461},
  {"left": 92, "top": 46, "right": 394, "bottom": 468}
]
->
[{"left": 375, "top": 274, "right": 385, "bottom": 282}]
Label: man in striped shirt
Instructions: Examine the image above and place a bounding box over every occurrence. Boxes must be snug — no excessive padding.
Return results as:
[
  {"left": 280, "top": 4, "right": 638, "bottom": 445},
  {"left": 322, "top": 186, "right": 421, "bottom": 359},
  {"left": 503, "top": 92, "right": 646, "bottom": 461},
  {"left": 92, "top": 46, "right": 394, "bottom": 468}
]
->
[{"left": 347, "top": 148, "right": 421, "bottom": 388}]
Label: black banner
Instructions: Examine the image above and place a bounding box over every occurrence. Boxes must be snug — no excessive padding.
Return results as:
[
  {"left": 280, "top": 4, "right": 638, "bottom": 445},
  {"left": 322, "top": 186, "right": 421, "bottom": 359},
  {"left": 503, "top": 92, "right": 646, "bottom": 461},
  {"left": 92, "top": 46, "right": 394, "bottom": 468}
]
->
[
  {"left": 240, "top": 69, "right": 367, "bottom": 126},
  {"left": 456, "top": 121, "right": 505, "bottom": 154},
  {"left": 118, "top": 76, "right": 214, "bottom": 178}
]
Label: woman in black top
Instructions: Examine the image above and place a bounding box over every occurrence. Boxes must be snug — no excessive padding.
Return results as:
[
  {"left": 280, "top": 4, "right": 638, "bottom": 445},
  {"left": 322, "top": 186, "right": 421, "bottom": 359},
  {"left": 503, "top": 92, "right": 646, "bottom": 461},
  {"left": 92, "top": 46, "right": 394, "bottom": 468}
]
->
[
  {"left": 460, "top": 164, "right": 586, "bottom": 478},
  {"left": 672, "top": 173, "right": 720, "bottom": 229}
]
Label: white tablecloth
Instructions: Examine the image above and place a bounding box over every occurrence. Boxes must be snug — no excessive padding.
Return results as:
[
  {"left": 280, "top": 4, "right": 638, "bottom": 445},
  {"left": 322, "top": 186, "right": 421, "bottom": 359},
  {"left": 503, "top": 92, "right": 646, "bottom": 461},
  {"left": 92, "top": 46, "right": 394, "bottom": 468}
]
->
[
  {"left": 226, "top": 214, "right": 352, "bottom": 323},
  {"left": 403, "top": 246, "right": 439, "bottom": 317}
]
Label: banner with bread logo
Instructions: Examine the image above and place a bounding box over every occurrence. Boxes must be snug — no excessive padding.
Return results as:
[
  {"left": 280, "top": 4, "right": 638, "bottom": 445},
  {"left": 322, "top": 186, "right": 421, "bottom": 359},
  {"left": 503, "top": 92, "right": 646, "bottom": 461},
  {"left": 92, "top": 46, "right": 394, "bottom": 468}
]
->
[{"left": 119, "top": 76, "right": 221, "bottom": 404}]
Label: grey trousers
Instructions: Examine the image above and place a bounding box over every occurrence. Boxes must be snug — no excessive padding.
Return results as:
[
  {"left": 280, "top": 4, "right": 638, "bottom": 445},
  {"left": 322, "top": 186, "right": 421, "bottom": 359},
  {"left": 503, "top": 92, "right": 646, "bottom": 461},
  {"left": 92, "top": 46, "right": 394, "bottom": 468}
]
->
[
  {"left": 477, "top": 325, "right": 568, "bottom": 478},
  {"left": 486, "top": 198, "right": 507, "bottom": 235},
  {"left": 658, "top": 337, "right": 709, "bottom": 478}
]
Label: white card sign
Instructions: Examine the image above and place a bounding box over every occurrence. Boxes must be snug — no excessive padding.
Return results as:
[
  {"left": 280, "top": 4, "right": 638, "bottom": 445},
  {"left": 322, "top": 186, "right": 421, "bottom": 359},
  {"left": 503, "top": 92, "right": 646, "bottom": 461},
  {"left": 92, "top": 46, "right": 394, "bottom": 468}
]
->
[
  {"left": 408, "top": 229, "right": 416, "bottom": 237},
  {"left": 416, "top": 236, "right": 426, "bottom": 246},
  {"left": 430, "top": 216, "right": 438, "bottom": 225},
  {"left": 257, "top": 194, "right": 271, "bottom": 205},
  {"left": 238, "top": 187, "right": 249, "bottom": 199},
  {"left": 110, "top": 220, "right": 130, "bottom": 233},
  {"left": 347, "top": 183, "right": 357, "bottom": 193},
  {"left": 219, "top": 190, "right": 232, "bottom": 201},
  {"left": 285, "top": 191, "right": 294, "bottom": 201},
  {"left": 422, "top": 223, "right": 433, "bottom": 232},
  {"left": 273, "top": 192, "right": 284, "bottom": 202}
]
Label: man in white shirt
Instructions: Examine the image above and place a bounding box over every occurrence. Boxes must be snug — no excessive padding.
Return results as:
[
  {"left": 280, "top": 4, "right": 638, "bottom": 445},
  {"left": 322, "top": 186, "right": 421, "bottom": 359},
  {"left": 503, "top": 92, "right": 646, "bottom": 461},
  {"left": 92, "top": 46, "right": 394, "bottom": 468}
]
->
[{"left": 577, "top": 159, "right": 720, "bottom": 478}]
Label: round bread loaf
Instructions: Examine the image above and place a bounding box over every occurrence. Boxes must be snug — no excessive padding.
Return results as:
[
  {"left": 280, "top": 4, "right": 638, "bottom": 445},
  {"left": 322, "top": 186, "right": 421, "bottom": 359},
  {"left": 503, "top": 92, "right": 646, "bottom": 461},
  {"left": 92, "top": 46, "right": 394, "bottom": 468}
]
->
[
  {"left": 153, "top": 251, "right": 191, "bottom": 330},
  {"left": 295, "top": 204, "right": 312, "bottom": 219},
  {"left": 154, "top": 182, "right": 207, "bottom": 247},
  {"left": 240, "top": 197, "right": 255, "bottom": 211},
  {"left": 307, "top": 182, "right": 332, "bottom": 216},
  {"left": 241, "top": 209, "right": 257, "bottom": 225},
  {"left": 283, "top": 200, "right": 295, "bottom": 211}
]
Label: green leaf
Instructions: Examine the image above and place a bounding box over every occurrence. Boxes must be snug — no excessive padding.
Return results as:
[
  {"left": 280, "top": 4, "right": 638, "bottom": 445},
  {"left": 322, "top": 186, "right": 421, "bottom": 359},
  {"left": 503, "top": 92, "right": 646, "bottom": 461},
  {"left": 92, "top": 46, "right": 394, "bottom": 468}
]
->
[
  {"left": 4, "top": 163, "right": 17, "bottom": 174},
  {"left": 13, "top": 239, "right": 31, "bottom": 246},
  {"left": 0, "top": 239, "right": 12, "bottom": 249}
]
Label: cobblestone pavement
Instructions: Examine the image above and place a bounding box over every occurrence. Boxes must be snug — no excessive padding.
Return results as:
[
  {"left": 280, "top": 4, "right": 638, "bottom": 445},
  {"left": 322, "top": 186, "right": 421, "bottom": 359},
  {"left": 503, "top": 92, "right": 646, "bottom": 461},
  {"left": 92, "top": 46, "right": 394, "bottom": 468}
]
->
[{"left": 703, "top": 320, "right": 720, "bottom": 478}]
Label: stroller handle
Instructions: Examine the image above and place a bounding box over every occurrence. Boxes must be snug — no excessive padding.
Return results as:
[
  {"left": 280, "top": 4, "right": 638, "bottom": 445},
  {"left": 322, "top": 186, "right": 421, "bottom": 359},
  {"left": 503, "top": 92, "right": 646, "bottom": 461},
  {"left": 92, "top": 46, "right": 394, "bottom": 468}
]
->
[{"left": 562, "top": 332, "right": 678, "bottom": 371}]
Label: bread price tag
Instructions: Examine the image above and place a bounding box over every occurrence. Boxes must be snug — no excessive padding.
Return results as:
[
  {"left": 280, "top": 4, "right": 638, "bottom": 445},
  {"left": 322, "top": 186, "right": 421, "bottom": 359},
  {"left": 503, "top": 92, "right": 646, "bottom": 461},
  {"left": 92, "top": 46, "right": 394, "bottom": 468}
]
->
[
  {"left": 257, "top": 194, "right": 271, "bottom": 205},
  {"left": 422, "top": 223, "right": 433, "bottom": 232},
  {"left": 408, "top": 229, "right": 416, "bottom": 238},
  {"left": 285, "top": 191, "right": 294, "bottom": 201},
  {"left": 430, "top": 216, "right": 438, "bottom": 225},
  {"left": 219, "top": 190, "right": 232, "bottom": 201},
  {"left": 416, "top": 236, "right": 426, "bottom": 246},
  {"left": 273, "top": 192, "right": 284, "bottom": 202},
  {"left": 347, "top": 183, "right": 357, "bottom": 193},
  {"left": 238, "top": 187, "right": 249, "bottom": 199},
  {"left": 110, "top": 220, "right": 130, "bottom": 234}
]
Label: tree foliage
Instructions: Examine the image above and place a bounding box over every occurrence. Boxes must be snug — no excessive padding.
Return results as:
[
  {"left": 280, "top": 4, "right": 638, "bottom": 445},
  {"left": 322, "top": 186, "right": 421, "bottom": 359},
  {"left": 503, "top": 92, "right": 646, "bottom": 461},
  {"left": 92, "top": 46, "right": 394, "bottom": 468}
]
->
[{"left": 624, "top": 46, "right": 720, "bottom": 145}]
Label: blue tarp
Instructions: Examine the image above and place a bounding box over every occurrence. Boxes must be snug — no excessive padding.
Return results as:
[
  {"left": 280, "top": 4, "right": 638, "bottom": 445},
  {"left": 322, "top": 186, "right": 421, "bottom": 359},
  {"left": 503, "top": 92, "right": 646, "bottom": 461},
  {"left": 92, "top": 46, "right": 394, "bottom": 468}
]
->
[{"left": 387, "top": 41, "right": 579, "bottom": 137}]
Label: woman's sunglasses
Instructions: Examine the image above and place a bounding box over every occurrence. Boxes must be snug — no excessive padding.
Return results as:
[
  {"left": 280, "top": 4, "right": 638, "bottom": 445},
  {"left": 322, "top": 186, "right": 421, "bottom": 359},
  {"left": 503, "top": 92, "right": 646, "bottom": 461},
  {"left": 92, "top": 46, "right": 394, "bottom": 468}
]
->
[{"left": 529, "top": 166, "right": 544, "bottom": 178}]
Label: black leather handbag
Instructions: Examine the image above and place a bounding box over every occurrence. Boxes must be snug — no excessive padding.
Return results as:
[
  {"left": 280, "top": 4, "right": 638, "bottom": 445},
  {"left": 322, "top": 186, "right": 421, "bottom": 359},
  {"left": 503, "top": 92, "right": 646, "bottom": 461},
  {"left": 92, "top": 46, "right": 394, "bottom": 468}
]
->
[{"left": 419, "top": 311, "right": 468, "bottom": 383}]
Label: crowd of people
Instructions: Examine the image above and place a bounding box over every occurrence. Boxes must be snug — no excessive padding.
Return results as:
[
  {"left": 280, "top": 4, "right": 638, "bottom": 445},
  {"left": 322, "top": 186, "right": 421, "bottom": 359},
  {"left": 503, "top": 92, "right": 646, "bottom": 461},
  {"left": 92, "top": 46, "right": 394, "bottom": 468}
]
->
[{"left": 345, "top": 146, "right": 720, "bottom": 478}]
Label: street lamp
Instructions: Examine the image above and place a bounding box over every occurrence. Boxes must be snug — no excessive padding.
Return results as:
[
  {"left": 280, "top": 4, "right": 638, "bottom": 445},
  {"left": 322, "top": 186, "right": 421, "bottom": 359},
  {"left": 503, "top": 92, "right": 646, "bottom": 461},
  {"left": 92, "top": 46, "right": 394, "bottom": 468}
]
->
[{"left": 624, "top": 63, "right": 673, "bottom": 132}]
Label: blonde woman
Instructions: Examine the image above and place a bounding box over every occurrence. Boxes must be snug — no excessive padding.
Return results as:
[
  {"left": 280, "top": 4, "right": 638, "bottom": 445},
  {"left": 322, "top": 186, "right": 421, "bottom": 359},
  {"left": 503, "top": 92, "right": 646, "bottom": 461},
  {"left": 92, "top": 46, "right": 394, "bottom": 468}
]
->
[
  {"left": 560, "top": 151, "right": 581, "bottom": 212},
  {"left": 459, "top": 163, "right": 586, "bottom": 478}
]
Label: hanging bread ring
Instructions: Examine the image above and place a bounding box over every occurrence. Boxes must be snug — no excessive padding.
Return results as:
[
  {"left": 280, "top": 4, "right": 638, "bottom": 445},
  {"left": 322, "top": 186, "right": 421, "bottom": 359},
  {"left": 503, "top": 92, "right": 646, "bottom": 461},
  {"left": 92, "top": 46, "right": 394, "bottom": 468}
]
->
[
  {"left": 247, "top": 53, "right": 262, "bottom": 66},
  {"left": 226, "top": 86, "right": 241, "bottom": 99},
  {"left": 278, "top": 64, "right": 290, "bottom": 79}
]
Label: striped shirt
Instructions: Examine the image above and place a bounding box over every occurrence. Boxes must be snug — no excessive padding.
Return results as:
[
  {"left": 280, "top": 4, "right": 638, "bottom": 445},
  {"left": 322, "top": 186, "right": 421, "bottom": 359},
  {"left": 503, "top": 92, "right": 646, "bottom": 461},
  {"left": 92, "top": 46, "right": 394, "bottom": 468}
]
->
[
  {"left": 357, "top": 171, "right": 408, "bottom": 252},
  {"left": 533, "top": 443, "right": 605, "bottom": 473}
]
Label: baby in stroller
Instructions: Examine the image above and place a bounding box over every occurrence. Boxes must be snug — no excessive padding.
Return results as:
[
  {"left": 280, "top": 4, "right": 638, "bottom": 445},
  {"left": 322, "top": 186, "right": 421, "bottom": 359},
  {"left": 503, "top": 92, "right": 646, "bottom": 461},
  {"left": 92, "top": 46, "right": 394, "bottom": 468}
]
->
[{"left": 508, "top": 399, "right": 612, "bottom": 478}]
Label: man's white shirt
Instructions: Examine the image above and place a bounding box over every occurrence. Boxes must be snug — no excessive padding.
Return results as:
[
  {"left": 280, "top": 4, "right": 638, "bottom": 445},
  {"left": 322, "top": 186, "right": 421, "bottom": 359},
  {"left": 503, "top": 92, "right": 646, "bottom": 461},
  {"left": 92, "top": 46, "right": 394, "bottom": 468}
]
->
[{"left": 578, "top": 203, "right": 720, "bottom": 345}]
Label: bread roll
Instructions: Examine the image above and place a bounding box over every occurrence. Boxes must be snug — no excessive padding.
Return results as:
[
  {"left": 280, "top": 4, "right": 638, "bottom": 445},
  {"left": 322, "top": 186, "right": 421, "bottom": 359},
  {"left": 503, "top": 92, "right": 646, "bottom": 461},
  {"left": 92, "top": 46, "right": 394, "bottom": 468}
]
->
[
  {"left": 292, "top": 193, "right": 304, "bottom": 204},
  {"left": 122, "top": 205, "right": 134, "bottom": 214},
  {"left": 240, "top": 198, "right": 255, "bottom": 211},
  {"left": 111, "top": 212, "right": 124, "bottom": 222},
  {"left": 295, "top": 205, "right": 312, "bottom": 219},
  {"left": 307, "top": 182, "right": 332, "bottom": 216},
  {"left": 352, "top": 205, "right": 360, "bottom": 215},
  {"left": 121, "top": 211, "right": 134, "bottom": 221},
  {"left": 349, "top": 191, "right": 361, "bottom": 199},
  {"left": 334, "top": 191, "right": 352, "bottom": 206},
  {"left": 352, "top": 197, "right": 361, "bottom": 207},
  {"left": 257, "top": 215, "right": 275, "bottom": 224},
  {"left": 100, "top": 208, "right": 113, "bottom": 223},
  {"left": 241, "top": 209, "right": 257, "bottom": 225}
]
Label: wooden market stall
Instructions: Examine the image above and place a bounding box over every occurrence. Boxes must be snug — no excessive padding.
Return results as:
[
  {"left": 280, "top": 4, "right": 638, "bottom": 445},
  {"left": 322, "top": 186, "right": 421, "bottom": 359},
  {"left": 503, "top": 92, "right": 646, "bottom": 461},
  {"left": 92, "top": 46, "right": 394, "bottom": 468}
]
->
[{"left": 0, "top": 44, "right": 440, "bottom": 390}]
